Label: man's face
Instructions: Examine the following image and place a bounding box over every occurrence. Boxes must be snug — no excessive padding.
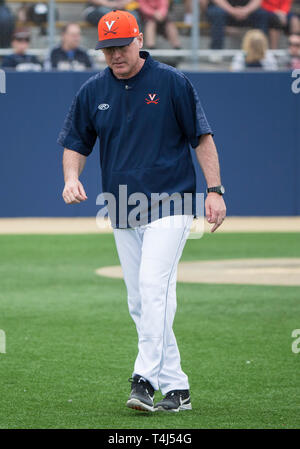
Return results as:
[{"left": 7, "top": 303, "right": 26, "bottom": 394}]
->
[
  {"left": 288, "top": 35, "right": 300, "bottom": 57},
  {"left": 62, "top": 25, "right": 81, "bottom": 49},
  {"left": 12, "top": 38, "right": 30, "bottom": 54},
  {"left": 102, "top": 34, "right": 143, "bottom": 78}
]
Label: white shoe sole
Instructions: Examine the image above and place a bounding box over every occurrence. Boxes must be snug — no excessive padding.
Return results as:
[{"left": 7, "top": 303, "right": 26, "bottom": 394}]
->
[
  {"left": 126, "top": 398, "right": 155, "bottom": 412},
  {"left": 155, "top": 403, "right": 192, "bottom": 412}
]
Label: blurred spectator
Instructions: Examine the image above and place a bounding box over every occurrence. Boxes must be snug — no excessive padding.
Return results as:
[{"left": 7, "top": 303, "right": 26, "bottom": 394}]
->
[
  {"left": 280, "top": 32, "right": 300, "bottom": 67},
  {"left": 206, "top": 0, "right": 269, "bottom": 49},
  {"left": 139, "top": 0, "right": 182, "bottom": 49},
  {"left": 231, "top": 28, "right": 278, "bottom": 68},
  {"left": 0, "top": 0, "right": 15, "bottom": 48},
  {"left": 44, "top": 23, "right": 93, "bottom": 71},
  {"left": 1, "top": 29, "right": 42, "bottom": 71},
  {"left": 262, "top": 0, "right": 300, "bottom": 48},
  {"left": 83, "top": 1, "right": 141, "bottom": 28},
  {"left": 183, "top": 0, "right": 208, "bottom": 25},
  {"left": 16, "top": 3, "right": 59, "bottom": 37}
]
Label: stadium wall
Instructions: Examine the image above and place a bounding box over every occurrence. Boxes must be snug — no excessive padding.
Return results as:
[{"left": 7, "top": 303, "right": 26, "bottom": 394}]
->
[{"left": 0, "top": 71, "right": 299, "bottom": 217}]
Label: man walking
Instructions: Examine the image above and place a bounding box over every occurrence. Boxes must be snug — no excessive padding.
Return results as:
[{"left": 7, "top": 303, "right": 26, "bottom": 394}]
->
[{"left": 58, "top": 10, "right": 226, "bottom": 412}]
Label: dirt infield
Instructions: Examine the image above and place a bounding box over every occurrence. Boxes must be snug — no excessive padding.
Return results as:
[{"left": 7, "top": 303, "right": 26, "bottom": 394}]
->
[
  {"left": 1, "top": 217, "right": 298, "bottom": 286},
  {"left": 96, "top": 258, "right": 300, "bottom": 286},
  {"left": 0, "top": 216, "right": 299, "bottom": 234}
]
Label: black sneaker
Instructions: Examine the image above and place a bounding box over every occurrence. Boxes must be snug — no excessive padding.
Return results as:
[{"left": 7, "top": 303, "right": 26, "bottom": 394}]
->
[
  {"left": 126, "top": 375, "right": 155, "bottom": 412},
  {"left": 155, "top": 389, "right": 192, "bottom": 412}
]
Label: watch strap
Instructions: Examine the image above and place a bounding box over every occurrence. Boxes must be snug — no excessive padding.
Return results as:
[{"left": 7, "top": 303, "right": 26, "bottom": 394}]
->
[{"left": 206, "top": 185, "right": 225, "bottom": 195}]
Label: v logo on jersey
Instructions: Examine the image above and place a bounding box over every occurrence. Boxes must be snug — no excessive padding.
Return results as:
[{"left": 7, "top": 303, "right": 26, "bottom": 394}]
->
[
  {"left": 145, "top": 93, "right": 160, "bottom": 104},
  {"left": 104, "top": 20, "right": 118, "bottom": 35}
]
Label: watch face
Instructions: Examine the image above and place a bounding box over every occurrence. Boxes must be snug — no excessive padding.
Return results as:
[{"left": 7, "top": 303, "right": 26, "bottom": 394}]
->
[{"left": 220, "top": 185, "right": 225, "bottom": 194}]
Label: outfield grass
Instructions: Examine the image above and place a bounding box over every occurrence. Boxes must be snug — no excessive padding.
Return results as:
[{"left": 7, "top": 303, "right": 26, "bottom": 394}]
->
[{"left": 0, "top": 232, "right": 299, "bottom": 429}]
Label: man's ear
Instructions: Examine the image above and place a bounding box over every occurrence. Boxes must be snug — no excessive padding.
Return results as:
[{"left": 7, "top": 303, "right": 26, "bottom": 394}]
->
[{"left": 138, "top": 33, "right": 143, "bottom": 49}]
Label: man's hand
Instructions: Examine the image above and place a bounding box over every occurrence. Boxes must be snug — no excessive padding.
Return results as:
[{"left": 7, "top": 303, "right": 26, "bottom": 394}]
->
[
  {"left": 274, "top": 10, "right": 287, "bottom": 26},
  {"left": 231, "top": 6, "right": 250, "bottom": 21},
  {"left": 194, "top": 134, "right": 226, "bottom": 232},
  {"left": 205, "top": 192, "right": 226, "bottom": 233},
  {"left": 62, "top": 148, "right": 87, "bottom": 204},
  {"left": 62, "top": 179, "right": 88, "bottom": 204},
  {"left": 154, "top": 10, "right": 166, "bottom": 22}
]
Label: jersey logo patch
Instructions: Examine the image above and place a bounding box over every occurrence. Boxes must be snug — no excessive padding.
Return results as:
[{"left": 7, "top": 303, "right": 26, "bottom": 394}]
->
[
  {"left": 104, "top": 21, "right": 118, "bottom": 35},
  {"left": 145, "top": 93, "right": 159, "bottom": 104},
  {"left": 98, "top": 103, "right": 110, "bottom": 110}
]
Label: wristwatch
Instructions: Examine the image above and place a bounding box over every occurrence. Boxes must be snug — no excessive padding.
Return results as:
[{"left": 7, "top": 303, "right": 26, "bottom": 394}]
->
[{"left": 206, "top": 185, "right": 225, "bottom": 195}]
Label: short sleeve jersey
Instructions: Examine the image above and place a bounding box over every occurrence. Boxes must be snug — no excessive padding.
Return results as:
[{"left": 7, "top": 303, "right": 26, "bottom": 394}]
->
[{"left": 57, "top": 51, "right": 212, "bottom": 228}]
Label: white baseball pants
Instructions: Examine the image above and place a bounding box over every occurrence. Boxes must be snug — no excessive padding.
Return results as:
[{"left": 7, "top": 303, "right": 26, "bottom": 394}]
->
[{"left": 113, "top": 214, "right": 193, "bottom": 395}]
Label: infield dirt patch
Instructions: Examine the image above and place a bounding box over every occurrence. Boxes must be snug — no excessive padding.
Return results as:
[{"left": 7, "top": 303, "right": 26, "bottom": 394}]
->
[{"left": 96, "top": 258, "right": 300, "bottom": 286}]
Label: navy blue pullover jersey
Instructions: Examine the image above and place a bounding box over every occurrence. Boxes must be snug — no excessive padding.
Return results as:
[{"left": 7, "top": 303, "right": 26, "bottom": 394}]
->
[{"left": 57, "top": 51, "right": 212, "bottom": 228}]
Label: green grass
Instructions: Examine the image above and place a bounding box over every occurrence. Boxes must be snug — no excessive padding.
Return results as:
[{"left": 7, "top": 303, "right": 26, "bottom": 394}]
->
[{"left": 0, "top": 232, "right": 300, "bottom": 429}]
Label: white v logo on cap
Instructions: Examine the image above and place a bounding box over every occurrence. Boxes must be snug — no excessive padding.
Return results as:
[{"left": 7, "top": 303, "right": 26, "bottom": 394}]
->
[{"left": 105, "top": 20, "right": 115, "bottom": 31}]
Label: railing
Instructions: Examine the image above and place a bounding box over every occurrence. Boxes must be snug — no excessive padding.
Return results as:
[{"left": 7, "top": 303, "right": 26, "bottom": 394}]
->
[
  {"left": 6, "top": 0, "right": 205, "bottom": 67},
  {"left": 4, "top": 0, "right": 292, "bottom": 66},
  {"left": 0, "top": 49, "right": 288, "bottom": 57}
]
